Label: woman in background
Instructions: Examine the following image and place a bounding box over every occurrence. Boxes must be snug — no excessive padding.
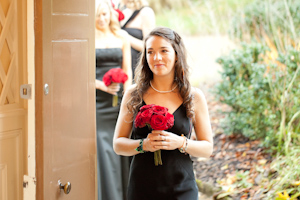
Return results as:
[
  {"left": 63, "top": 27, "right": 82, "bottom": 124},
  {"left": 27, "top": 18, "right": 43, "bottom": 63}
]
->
[
  {"left": 95, "top": 0, "right": 132, "bottom": 199},
  {"left": 119, "top": 0, "right": 155, "bottom": 78}
]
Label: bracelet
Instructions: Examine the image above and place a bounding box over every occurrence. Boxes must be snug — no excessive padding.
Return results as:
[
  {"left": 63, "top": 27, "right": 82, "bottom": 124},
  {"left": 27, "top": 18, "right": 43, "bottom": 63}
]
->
[
  {"left": 184, "top": 137, "right": 189, "bottom": 152},
  {"left": 178, "top": 134, "right": 187, "bottom": 153},
  {"left": 135, "top": 139, "right": 145, "bottom": 153},
  {"left": 179, "top": 134, "right": 185, "bottom": 149}
]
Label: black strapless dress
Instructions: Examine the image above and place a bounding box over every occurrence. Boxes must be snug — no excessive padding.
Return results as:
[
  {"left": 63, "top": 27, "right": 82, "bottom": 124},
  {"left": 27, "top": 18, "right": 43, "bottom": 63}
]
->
[
  {"left": 121, "top": 8, "right": 144, "bottom": 78},
  {"left": 96, "top": 48, "right": 128, "bottom": 200},
  {"left": 127, "top": 102, "right": 198, "bottom": 200},
  {"left": 122, "top": 28, "right": 143, "bottom": 78}
]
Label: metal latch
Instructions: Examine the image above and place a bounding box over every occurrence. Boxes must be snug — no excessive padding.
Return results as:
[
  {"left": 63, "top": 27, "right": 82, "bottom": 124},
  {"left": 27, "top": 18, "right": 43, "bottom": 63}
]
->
[{"left": 20, "top": 84, "right": 32, "bottom": 99}]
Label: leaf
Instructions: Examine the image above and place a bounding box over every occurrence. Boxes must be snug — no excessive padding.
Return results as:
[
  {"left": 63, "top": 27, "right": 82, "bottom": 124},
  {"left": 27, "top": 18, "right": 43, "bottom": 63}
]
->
[
  {"left": 221, "top": 164, "right": 228, "bottom": 170},
  {"left": 291, "top": 192, "right": 300, "bottom": 200},
  {"left": 276, "top": 190, "right": 290, "bottom": 199},
  {"left": 292, "top": 180, "right": 300, "bottom": 186},
  {"left": 217, "top": 191, "right": 233, "bottom": 199}
]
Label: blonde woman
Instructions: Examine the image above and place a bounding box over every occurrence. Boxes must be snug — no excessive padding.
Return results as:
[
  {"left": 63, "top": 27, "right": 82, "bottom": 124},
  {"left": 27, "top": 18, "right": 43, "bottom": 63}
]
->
[
  {"left": 119, "top": 0, "right": 156, "bottom": 78},
  {"left": 95, "top": 0, "right": 132, "bottom": 199}
]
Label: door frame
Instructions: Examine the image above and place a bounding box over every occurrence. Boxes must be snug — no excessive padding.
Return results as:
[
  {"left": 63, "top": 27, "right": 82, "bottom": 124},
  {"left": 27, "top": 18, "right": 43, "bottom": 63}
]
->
[
  {"left": 34, "top": 0, "right": 43, "bottom": 197},
  {"left": 24, "top": 0, "right": 36, "bottom": 199}
]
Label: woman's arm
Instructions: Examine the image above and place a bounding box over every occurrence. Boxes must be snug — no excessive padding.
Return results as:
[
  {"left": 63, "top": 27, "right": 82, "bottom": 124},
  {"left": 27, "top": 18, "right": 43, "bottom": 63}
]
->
[
  {"left": 127, "top": 7, "right": 155, "bottom": 52},
  {"left": 113, "top": 85, "right": 141, "bottom": 156},
  {"left": 185, "top": 88, "right": 213, "bottom": 158},
  {"left": 95, "top": 80, "right": 120, "bottom": 95},
  {"left": 121, "top": 30, "right": 132, "bottom": 90}
]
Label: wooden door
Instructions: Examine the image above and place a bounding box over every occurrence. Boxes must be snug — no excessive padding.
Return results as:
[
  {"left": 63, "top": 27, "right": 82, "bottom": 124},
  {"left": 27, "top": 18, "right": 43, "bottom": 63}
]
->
[
  {"left": 35, "top": 0, "right": 96, "bottom": 199},
  {"left": 0, "top": 0, "right": 27, "bottom": 199}
]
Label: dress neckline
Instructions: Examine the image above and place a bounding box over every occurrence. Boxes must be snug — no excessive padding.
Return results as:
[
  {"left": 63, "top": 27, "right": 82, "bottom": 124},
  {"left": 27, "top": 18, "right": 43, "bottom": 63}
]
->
[{"left": 142, "top": 100, "right": 183, "bottom": 115}]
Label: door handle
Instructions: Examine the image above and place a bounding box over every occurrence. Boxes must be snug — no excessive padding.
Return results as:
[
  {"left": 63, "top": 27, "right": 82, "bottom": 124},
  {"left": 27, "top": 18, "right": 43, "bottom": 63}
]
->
[{"left": 58, "top": 180, "right": 71, "bottom": 194}]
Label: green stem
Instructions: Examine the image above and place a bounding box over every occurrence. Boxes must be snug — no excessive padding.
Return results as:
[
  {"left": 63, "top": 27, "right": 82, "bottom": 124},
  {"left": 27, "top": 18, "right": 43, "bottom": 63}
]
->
[
  {"left": 112, "top": 95, "right": 118, "bottom": 107},
  {"left": 154, "top": 150, "right": 162, "bottom": 166}
]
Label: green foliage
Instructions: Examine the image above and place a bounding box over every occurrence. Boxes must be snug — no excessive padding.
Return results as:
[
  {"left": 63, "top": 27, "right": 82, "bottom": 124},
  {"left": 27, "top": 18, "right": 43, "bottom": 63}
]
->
[
  {"left": 214, "top": 43, "right": 300, "bottom": 149},
  {"left": 268, "top": 146, "right": 300, "bottom": 199},
  {"left": 230, "top": 0, "right": 300, "bottom": 51},
  {"left": 235, "top": 171, "right": 253, "bottom": 188},
  {"left": 154, "top": 0, "right": 255, "bottom": 35}
]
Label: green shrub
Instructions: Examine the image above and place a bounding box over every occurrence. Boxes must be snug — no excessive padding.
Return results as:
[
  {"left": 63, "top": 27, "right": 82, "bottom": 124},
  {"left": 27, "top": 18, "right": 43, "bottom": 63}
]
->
[{"left": 214, "top": 43, "right": 300, "bottom": 149}]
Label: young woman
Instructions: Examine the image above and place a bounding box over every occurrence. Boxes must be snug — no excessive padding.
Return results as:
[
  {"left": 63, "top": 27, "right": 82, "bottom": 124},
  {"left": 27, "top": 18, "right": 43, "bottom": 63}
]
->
[
  {"left": 113, "top": 27, "right": 213, "bottom": 200},
  {"left": 119, "top": 0, "right": 155, "bottom": 78},
  {"left": 95, "top": 0, "right": 132, "bottom": 199}
]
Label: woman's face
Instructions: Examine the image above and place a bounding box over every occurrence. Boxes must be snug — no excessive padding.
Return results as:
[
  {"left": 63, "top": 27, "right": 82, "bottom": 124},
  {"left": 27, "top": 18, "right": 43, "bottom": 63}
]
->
[
  {"left": 146, "top": 35, "right": 177, "bottom": 77},
  {"left": 95, "top": 4, "right": 111, "bottom": 30}
]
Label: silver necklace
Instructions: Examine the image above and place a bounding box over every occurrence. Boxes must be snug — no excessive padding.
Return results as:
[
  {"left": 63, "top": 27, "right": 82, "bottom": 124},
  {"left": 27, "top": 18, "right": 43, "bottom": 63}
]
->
[{"left": 150, "top": 81, "right": 178, "bottom": 93}]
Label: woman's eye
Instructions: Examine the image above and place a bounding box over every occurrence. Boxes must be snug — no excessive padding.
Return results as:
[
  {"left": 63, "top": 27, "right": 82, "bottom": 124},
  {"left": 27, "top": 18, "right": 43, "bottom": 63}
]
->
[
  {"left": 162, "top": 50, "right": 168, "bottom": 53},
  {"left": 147, "top": 51, "right": 153, "bottom": 54}
]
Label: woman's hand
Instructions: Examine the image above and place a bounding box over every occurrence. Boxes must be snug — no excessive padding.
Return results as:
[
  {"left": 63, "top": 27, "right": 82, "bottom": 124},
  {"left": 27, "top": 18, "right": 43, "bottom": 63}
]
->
[
  {"left": 143, "top": 130, "right": 185, "bottom": 151},
  {"left": 106, "top": 82, "right": 120, "bottom": 95}
]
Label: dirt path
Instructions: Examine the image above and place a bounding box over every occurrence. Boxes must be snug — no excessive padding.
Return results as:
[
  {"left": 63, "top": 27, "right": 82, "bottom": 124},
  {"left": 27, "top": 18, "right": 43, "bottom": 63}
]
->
[{"left": 183, "top": 35, "right": 236, "bottom": 86}]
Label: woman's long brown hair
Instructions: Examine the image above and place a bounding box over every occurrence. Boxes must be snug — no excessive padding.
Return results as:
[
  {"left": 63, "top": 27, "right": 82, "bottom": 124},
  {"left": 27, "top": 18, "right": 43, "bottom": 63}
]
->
[{"left": 127, "top": 27, "right": 194, "bottom": 119}]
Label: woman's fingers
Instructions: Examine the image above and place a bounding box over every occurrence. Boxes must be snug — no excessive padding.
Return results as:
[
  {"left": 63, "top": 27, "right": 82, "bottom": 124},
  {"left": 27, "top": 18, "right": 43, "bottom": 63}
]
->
[
  {"left": 106, "top": 83, "right": 120, "bottom": 95},
  {"left": 149, "top": 131, "right": 182, "bottom": 150}
]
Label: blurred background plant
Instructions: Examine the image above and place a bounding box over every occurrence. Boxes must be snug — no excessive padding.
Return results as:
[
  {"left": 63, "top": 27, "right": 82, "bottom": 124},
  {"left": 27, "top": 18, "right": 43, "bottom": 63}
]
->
[
  {"left": 148, "top": 0, "right": 255, "bottom": 35},
  {"left": 211, "top": 0, "right": 300, "bottom": 198}
]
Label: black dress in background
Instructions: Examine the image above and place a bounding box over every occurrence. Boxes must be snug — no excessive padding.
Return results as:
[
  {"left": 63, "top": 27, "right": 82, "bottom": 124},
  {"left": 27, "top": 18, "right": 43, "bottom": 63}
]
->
[
  {"left": 127, "top": 102, "right": 198, "bottom": 200},
  {"left": 121, "top": 8, "right": 144, "bottom": 78},
  {"left": 96, "top": 48, "right": 129, "bottom": 200}
]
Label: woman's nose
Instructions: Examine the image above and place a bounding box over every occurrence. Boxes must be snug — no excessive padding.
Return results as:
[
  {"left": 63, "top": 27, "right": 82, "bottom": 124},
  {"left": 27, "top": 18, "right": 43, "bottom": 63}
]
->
[{"left": 154, "top": 53, "right": 162, "bottom": 61}]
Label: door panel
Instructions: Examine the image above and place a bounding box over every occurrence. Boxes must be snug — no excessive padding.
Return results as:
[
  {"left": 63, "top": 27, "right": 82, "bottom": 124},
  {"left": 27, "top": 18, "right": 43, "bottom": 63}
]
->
[
  {"left": 0, "top": 0, "right": 27, "bottom": 199},
  {"left": 35, "top": 0, "right": 96, "bottom": 199}
]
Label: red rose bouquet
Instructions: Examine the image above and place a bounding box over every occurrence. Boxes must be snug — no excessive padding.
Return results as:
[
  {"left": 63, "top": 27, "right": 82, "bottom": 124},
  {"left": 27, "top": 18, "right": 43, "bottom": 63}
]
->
[
  {"left": 103, "top": 68, "right": 128, "bottom": 107},
  {"left": 135, "top": 104, "right": 174, "bottom": 166}
]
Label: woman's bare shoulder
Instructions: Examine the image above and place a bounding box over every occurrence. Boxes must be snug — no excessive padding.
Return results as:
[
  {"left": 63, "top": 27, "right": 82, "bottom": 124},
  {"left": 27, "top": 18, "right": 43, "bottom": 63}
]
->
[
  {"left": 191, "top": 87, "right": 206, "bottom": 104},
  {"left": 140, "top": 7, "right": 155, "bottom": 18},
  {"left": 124, "top": 84, "right": 137, "bottom": 96},
  {"left": 116, "top": 29, "right": 129, "bottom": 38}
]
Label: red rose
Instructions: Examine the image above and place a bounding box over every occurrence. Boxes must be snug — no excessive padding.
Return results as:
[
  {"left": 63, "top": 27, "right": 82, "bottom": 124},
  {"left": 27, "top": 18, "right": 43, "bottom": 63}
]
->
[
  {"left": 103, "top": 68, "right": 128, "bottom": 86},
  {"left": 165, "top": 112, "right": 174, "bottom": 129},
  {"left": 140, "top": 104, "right": 155, "bottom": 112},
  {"left": 103, "top": 71, "right": 112, "bottom": 86},
  {"left": 110, "top": 0, "right": 124, "bottom": 21},
  {"left": 134, "top": 112, "right": 144, "bottom": 128},
  {"left": 140, "top": 109, "right": 153, "bottom": 124},
  {"left": 111, "top": 68, "right": 127, "bottom": 83},
  {"left": 135, "top": 104, "right": 174, "bottom": 130},
  {"left": 115, "top": 9, "right": 125, "bottom": 21},
  {"left": 152, "top": 105, "right": 168, "bottom": 115},
  {"left": 150, "top": 114, "right": 169, "bottom": 130}
]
